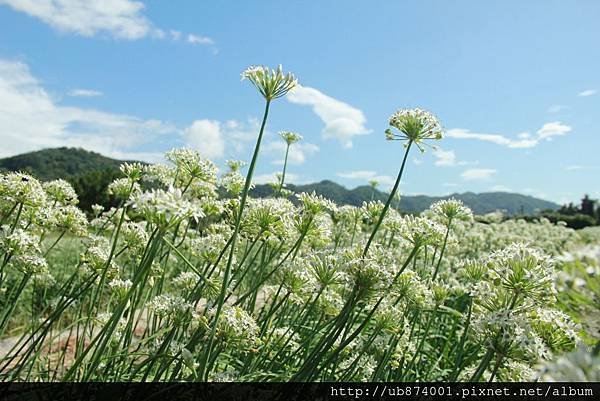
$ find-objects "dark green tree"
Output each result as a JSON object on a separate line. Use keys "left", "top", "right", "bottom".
{"left": 581, "top": 194, "right": 595, "bottom": 216}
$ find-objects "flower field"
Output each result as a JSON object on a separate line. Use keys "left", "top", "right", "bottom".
{"left": 0, "top": 66, "right": 598, "bottom": 382}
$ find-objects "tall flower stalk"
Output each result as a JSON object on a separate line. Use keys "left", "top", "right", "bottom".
{"left": 200, "top": 65, "right": 297, "bottom": 379}
{"left": 368, "top": 179, "right": 379, "bottom": 201}
{"left": 277, "top": 131, "right": 302, "bottom": 196}
{"left": 293, "top": 108, "right": 444, "bottom": 381}
{"left": 363, "top": 108, "right": 443, "bottom": 258}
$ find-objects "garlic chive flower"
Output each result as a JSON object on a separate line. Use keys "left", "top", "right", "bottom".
{"left": 279, "top": 131, "right": 303, "bottom": 145}
{"left": 120, "top": 162, "right": 145, "bottom": 182}
{"left": 242, "top": 65, "right": 298, "bottom": 100}
{"left": 386, "top": 108, "right": 443, "bottom": 152}
{"left": 225, "top": 159, "right": 246, "bottom": 173}
{"left": 429, "top": 198, "right": 474, "bottom": 224}
{"left": 43, "top": 179, "right": 78, "bottom": 205}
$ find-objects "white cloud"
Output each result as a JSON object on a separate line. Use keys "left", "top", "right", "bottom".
{"left": 536, "top": 121, "right": 571, "bottom": 140}
{"left": 68, "top": 88, "right": 102, "bottom": 97}
{"left": 0, "top": 0, "right": 214, "bottom": 47}
{"left": 0, "top": 0, "right": 155, "bottom": 39}
{"left": 446, "top": 128, "right": 538, "bottom": 148}
{"left": 336, "top": 170, "right": 395, "bottom": 186}
{"left": 222, "top": 119, "right": 260, "bottom": 154}
{"left": 182, "top": 118, "right": 263, "bottom": 159}
{"left": 461, "top": 168, "right": 496, "bottom": 181}
{"left": 187, "top": 34, "right": 214, "bottom": 45}
{"left": 183, "top": 120, "right": 225, "bottom": 159}
{"left": 287, "top": 85, "right": 370, "bottom": 148}
{"left": 253, "top": 172, "right": 301, "bottom": 185}
{"left": 337, "top": 170, "right": 378, "bottom": 180}
{"left": 447, "top": 121, "right": 572, "bottom": 149}
{"left": 432, "top": 149, "right": 457, "bottom": 166}
{"left": 264, "top": 141, "right": 319, "bottom": 165}
{"left": 432, "top": 147, "right": 471, "bottom": 167}
{"left": 0, "top": 59, "right": 176, "bottom": 162}
{"left": 443, "top": 182, "right": 458, "bottom": 187}
{"left": 578, "top": 89, "right": 597, "bottom": 97}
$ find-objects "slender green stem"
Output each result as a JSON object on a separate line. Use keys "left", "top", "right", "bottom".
{"left": 43, "top": 230, "right": 66, "bottom": 257}
{"left": 277, "top": 143, "right": 290, "bottom": 196}
{"left": 363, "top": 140, "right": 413, "bottom": 258}
{"left": 432, "top": 218, "right": 452, "bottom": 281}
{"left": 10, "top": 202, "right": 24, "bottom": 232}
{"left": 200, "top": 99, "right": 271, "bottom": 380}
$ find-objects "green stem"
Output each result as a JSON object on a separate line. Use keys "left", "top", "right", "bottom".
{"left": 0, "top": 202, "right": 18, "bottom": 227}
{"left": 363, "top": 140, "right": 413, "bottom": 258}
{"left": 432, "top": 218, "right": 452, "bottom": 281}
{"left": 10, "top": 202, "right": 24, "bottom": 232}
{"left": 277, "top": 143, "right": 290, "bottom": 196}
{"left": 43, "top": 230, "right": 66, "bottom": 257}
{"left": 200, "top": 98, "right": 271, "bottom": 380}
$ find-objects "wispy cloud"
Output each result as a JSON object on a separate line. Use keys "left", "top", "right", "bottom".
{"left": 0, "top": 59, "right": 175, "bottom": 162}
{"left": 446, "top": 121, "right": 571, "bottom": 149}
{"left": 578, "top": 89, "right": 597, "bottom": 97}
{"left": 336, "top": 170, "right": 395, "bottom": 187}
{"left": 0, "top": 0, "right": 214, "bottom": 48}
{"left": 263, "top": 141, "right": 319, "bottom": 165}
{"left": 0, "top": 0, "right": 156, "bottom": 39}
{"left": 68, "top": 88, "right": 103, "bottom": 97}
{"left": 253, "top": 172, "right": 302, "bottom": 185}
{"left": 287, "top": 85, "right": 370, "bottom": 148}
{"left": 182, "top": 118, "right": 265, "bottom": 160}
{"left": 461, "top": 168, "right": 496, "bottom": 181}
{"left": 337, "top": 170, "right": 377, "bottom": 180}
{"left": 432, "top": 147, "right": 472, "bottom": 167}
{"left": 187, "top": 34, "right": 214, "bottom": 45}
{"left": 446, "top": 129, "right": 537, "bottom": 148}
{"left": 536, "top": 122, "right": 571, "bottom": 140}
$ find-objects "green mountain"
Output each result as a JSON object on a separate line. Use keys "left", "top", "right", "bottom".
{"left": 0, "top": 147, "right": 133, "bottom": 212}
{"left": 0, "top": 147, "right": 126, "bottom": 181}
{"left": 252, "top": 180, "right": 559, "bottom": 215}
{"left": 0, "top": 148, "right": 559, "bottom": 215}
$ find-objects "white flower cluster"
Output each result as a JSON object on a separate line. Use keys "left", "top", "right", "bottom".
{"left": 148, "top": 294, "right": 193, "bottom": 323}
{"left": 129, "top": 187, "right": 205, "bottom": 229}
{"left": 242, "top": 65, "right": 298, "bottom": 100}
{"left": 428, "top": 198, "right": 474, "bottom": 224}
{"left": 386, "top": 108, "right": 443, "bottom": 151}
{"left": 209, "top": 305, "right": 261, "bottom": 349}
{"left": 279, "top": 131, "right": 303, "bottom": 145}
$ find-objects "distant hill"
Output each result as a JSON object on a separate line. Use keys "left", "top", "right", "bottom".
{"left": 0, "top": 147, "right": 135, "bottom": 212}
{"left": 0, "top": 148, "right": 559, "bottom": 215}
{"left": 252, "top": 180, "right": 559, "bottom": 215}
{"left": 0, "top": 147, "right": 127, "bottom": 181}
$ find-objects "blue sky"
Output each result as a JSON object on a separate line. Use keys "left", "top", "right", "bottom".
{"left": 0, "top": 0, "right": 599, "bottom": 204}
